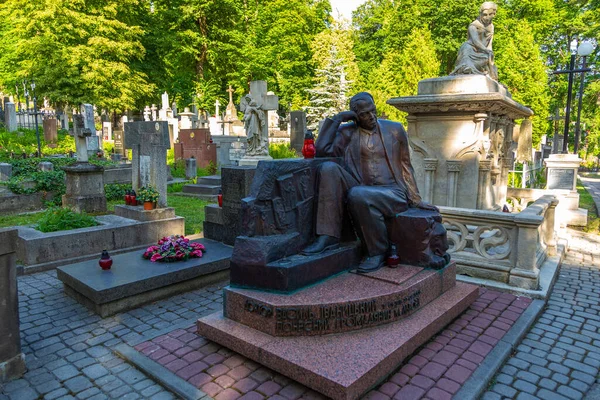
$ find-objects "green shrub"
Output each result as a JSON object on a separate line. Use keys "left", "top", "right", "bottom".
{"left": 269, "top": 142, "right": 298, "bottom": 159}
{"left": 36, "top": 207, "right": 98, "bottom": 233}
{"left": 7, "top": 170, "right": 66, "bottom": 195}
{"left": 104, "top": 183, "right": 131, "bottom": 201}
{"left": 170, "top": 159, "right": 186, "bottom": 178}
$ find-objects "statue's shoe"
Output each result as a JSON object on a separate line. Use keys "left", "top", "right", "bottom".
{"left": 357, "top": 254, "right": 385, "bottom": 274}
{"left": 301, "top": 235, "right": 339, "bottom": 255}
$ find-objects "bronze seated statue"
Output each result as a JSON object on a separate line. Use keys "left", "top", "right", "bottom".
{"left": 302, "top": 92, "right": 450, "bottom": 272}
{"left": 229, "top": 92, "right": 450, "bottom": 292}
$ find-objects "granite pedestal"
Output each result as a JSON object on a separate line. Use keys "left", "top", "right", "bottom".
{"left": 57, "top": 239, "right": 231, "bottom": 317}
{"left": 198, "top": 261, "right": 477, "bottom": 400}
{"left": 62, "top": 162, "right": 107, "bottom": 213}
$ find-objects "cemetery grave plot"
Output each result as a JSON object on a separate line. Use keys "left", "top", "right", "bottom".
{"left": 57, "top": 238, "right": 232, "bottom": 317}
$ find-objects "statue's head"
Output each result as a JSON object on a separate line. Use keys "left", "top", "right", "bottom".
{"left": 350, "top": 92, "right": 377, "bottom": 130}
{"left": 479, "top": 2, "right": 497, "bottom": 25}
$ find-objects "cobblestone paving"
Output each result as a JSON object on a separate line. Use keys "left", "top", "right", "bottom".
{"left": 482, "top": 231, "right": 600, "bottom": 400}
{"left": 0, "top": 270, "right": 225, "bottom": 400}
{"left": 131, "top": 288, "right": 532, "bottom": 400}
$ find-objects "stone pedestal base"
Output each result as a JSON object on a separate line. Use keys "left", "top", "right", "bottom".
{"left": 62, "top": 162, "right": 107, "bottom": 213}
{"left": 238, "top": 155, "right": 273, "bottom": 166}
{"left": 198, "top": 280, "right": 478, "bottom": 400}
{"left": 544, "top": 154, "right": 587, "bottom": 226}
{"left": 114, "top": 205, "right": 176, "bottom": 222}
{"left": 388, "top": 75, "right": 532, "bottom": 210}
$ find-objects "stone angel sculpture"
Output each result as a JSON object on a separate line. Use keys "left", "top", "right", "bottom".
{"left": 240, "top": 94, "right": 268, "bottom": 156}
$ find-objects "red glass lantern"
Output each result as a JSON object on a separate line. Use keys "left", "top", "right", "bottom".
{"left": 302, "top": 130, "right": 316, "bottom": 159}
{"left": 387, "top": 244, "right": 400, "bottom": 268}
{"left": 125, "top": 190, "right": 131, "bottom": 205}
{"left": 99, "top": 250, "right": 113, "bottom": 270}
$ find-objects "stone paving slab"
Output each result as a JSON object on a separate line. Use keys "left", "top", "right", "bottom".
{"left": 121, "top": 287, "right": 533, "bottom": 400}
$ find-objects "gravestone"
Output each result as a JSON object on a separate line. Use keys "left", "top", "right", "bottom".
{"left": 62, "top": 115, "right": 107, "bottom": 213}
{"left": 185, "top": 158, "right": 197, "bottom": 180}
{"left": 113, "top": 130, "right": 126, "bottom": 159}
{"left": 545, "top": 153, "right": 579, "bottom": 192}
{"left": 239, "top": 81, "right": 278, "bottom": 166}
{"left": 38, "top": 162, "right": 53, "bottom": 172}
{"left": 82, "top": 104, "right": 99, "bottom": 156}
{"left": 124, "top": 121, "right": 170, "bottom": 207}
{"left": 0, "top": 229, "right": 26, "bottom": 383}
{"left": 102, "top": 122, "right": 112, "bottom": 141}
{"left": 203, "top": 166, "right": 256, "bottom": 245}
{"left": 174, "top": 128, "right": 216, "bottom": 168}
{"left": 5, "top": 102, "right": 16, "bottom": 132}
{"left": 289, "top": 111, "right": 306, "bottom": 153}
{"left": 180, "top": 108, "right": 194, "bottom": 129}
{"left": 0, "top": 163, "right": 12, "bottom": 182}
{"left": 43, "top": 118, "right": 58, "bottom": 147}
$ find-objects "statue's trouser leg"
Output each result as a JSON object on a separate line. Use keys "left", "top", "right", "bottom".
{"left": 315, "top": 162, "right": 360, "bottom": 238}
{"left": 347, "top": 186, "right": 408, "bottom": 257}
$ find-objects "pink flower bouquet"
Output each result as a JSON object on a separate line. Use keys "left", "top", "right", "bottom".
{"left": 142, "top": 235, "right": 206, "bottom": 263}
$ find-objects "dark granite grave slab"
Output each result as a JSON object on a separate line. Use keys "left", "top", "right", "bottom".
{"left": 57, "top": 239, "right": 232, "bottom": 317}
{"left": 229, "top": 242, "right": 361, "bottom": 292}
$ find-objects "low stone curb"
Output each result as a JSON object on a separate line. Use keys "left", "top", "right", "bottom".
{"left": 114, "top": 343, "right": 208, "bottom": 400}
{"left": 454, "top": 298, "right": 545, "bottom": 399}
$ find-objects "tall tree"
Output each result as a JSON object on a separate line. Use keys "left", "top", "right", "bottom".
{"left": 0, "top": 0, "right": 154, "bottom": 112}
{"left": 365, "top": 27, "right": 441, "bottom": 123}
{"left": 305, "top": 45, "right": 351, "bottom": 130}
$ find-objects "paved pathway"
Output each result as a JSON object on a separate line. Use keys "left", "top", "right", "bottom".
{"left": 3, "top": 229, "right": 600, "bottom": 400}
{"left": 482, "top": 230, "right": 600, "bottom": 400}
{"left": 0, "top": 271, "right": 225, "bottom": 400}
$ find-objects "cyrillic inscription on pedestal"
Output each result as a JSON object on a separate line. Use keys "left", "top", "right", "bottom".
{"left": 547, "top": 168, "right": 575, "bottom": 190}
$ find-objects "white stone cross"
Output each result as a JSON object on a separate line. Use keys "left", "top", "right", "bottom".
{"left": 215, "top": 99, "right": 221, "bottom": 118}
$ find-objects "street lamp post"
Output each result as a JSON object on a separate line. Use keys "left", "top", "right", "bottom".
{"left": 573, "top": 41, "right": 594, "bottom": 154}
{"left": 553, "top": 39, "right": 592, "bottom": 154}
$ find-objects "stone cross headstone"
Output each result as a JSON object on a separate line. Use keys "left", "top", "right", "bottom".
{"left": 239, "top": 80, "right": 278, "bottom": 161}
{"left": 5, "top": 102, "right": 16, "bottom": 132}
{"left": 82, "top": 104, "right": 99, "bottom": 155}
{"left": 73, "top": 114, "right": 92, "bottom": 162}
{"left": 143, "top": 106, "right": 151, "bottom": 121}
{"left": 124, "top": 121, "right": 170, "bottom": 207}
{"left": 160, "top": 92, "right": 172, "bottom": 120}
{"left": 151, "top": 104, "right": 158, "bottom": 121}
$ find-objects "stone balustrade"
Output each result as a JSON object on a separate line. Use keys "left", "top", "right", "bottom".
{"left": 439, "top": 194, "right": 558, "bottom": 290}
{"left": 506, "top": 187, "right": 583, "bottom": 227}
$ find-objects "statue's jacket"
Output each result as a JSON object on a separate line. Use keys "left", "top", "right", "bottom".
{"left": 315, "top": 117, "right": 422, "bottom": 206}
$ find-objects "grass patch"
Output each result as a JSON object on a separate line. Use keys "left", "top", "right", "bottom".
{"left": 577, "top": 180, "right": 600, "bottom": 234}
{"left": 167, "top": 195, "right": 212, "bottom": 235}
{"left": 0, "top": 211, "right": 46, "bottom": 229}
{"left": 0, "top": 194, "right": 212, "bottom": 235}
